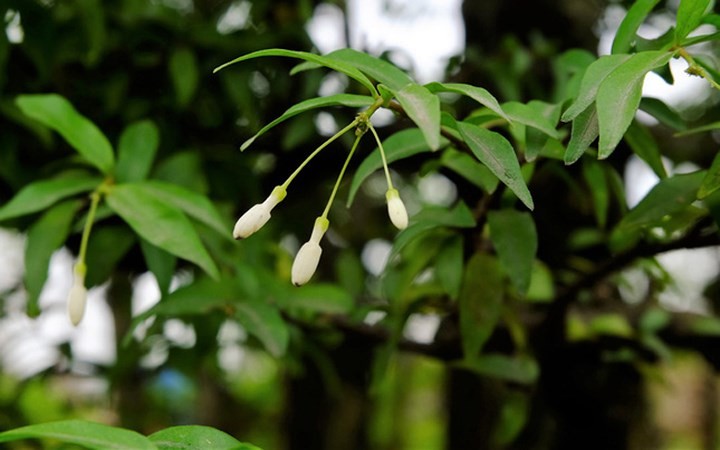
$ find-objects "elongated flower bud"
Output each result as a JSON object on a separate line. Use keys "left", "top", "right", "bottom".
{"left": 386, "top": 188, "right": 408, "bottom": 230}
{"left": 291, "top": 217, "right": 329, "bottom": 286}
{"left": 67, "top": 262, "right": 88, "bottom": 326}
{"left": 233, "top": 186, "right": 287, "bottom": 239}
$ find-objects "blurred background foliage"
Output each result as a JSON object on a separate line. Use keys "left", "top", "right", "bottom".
{"left": 0, "top": 0, "right": 720, "bottom": 449}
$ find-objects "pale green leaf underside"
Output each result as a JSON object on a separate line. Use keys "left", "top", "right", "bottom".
{"left": 394, "top": 83, "right": 442, "bottom": 151}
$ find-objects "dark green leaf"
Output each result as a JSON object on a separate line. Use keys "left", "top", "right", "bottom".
{"left": 0, "top": 176, "right": 100, "bottom": 222}
{"left": 24, "top": 200, "right": 80, "bottom": 316}
{"left": 169, "top": 47, "right": 198, "bottom": 107}
{"left": 459, "top": 254, "right": 504, "bottom": 357}
{"left": 675, "top": 120, "right": 720, "bottom": 136}
{"left": 458, "top": 354, "right": 540, "bottom": 384}
{"left": 234, "top": 299, "right": 289, "bottom": 357}
{"left": 150, "top": 425, "right": 261, "bottom": 450}
{"left": 611, "top": 0, "right": 662, "bottom": 54}
{"left": 440, "top": 148, "right": 499, "bottom": 193}
{"left": 698, "top": 152, "right": 720, "bottom": 199}
{"left": 435, "top": 234, "right": 464, "bottom": 300}
{"left": 16, "top": 94, "right": 115, "bottom": 173}
{"left": 0, "top": 420, "right": 156, "bottom": 450}
{"left": 675, "top": 0, "right": 711, "bottom": 42}
{"left": 214, "top": 48, "right": 377, "bottom": 96}
{"left": 639, "top": 98, "right": 687, "bottom": 131}
{"left": 153, "top": 151, "right": 209, "bottom": 194}
{"left": 326, "top": 48, "right": 414, "bottom": 91}
{"left": 425, "top": 82, "right": 509, "bottom": 121}
{"left": 116, "top": 120, "right": 160, "bottom": 183}
{"left": 488, "top": 210, "right": 537, "bottom": 295}
{"left": 564, "top": 104, "right": 598, "bottom": 165}
{"left": 583, "top": 159, "right": 610, "bottom": 229}
{"left": 140, "top": 239, "right": 177, "bottom": 297}
{"left": 106, "top": 183, "right": 219, "bottom": 279}
{"left": 624, "top": 121, "right": 668, "bottom": 178}
{"left": 241, "top": 94, "right": 374, "bottom": 151}
{"left": 76, "top": 0, "right": 106, "bottom": 65}
{"left": 85, "top": 226, "right": 136, "bottom": 287}
{"left": 597, "top": 51, "right": 672, "bottom": 159}
{"left": 275, "top": 283, "right": 354, "bottom": 314}
{"left": 457, "top": 121, "right": 534, "bottom": 210}
{"left": 394, "top": 83, "right": 441, "bottom": 150}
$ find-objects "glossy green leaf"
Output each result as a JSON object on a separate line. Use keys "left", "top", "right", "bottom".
{"left": 24, "top": 200, "right": 80, "bottom": 316}
{"left": 459, "top": 254, "right": 504, "bottom": 358}
{"left": 135, "top": 180, "right": 229, "bottom": 237}
{"left": 169, "top": 47, "right": 198, "bottom": 107}
{"left": 16, "top": 94, "right": 114, "bottom": 173}
{"left": 436, "top": 234, "right": 464, "bottom": 300}
{"left": 394, "top": 83, "right": 441, "bottom": 150}
{"left": 348, "top": 129, "right": 442, "bottom": 206}
{"left": 457, "top": 121, "right": 534, "bottom": 210}
{"left": 150, "top": 425, "right": 261, "bottom": 450}
{"left": 275, "top": 283, "right": 354, "bottom": 314}
{"left": 675, "top": 0, "right": 711, "bottom": 42}
{"left": 234, "top": 299, "right": 289, "bottom": 357}
{"left": 140, "top": 239, "right": 177, "bottom": 296}
{"left": 624, "top": 121, "right": 668, "bottom": 178}
{"left": 596, "top": 51, "right": 672, "bottom": 159}
{"left": 561, "top": 54, "right": 632, "bottom": 122}
{"left": 0, "top": 420, "right": 156, "bottom": 450}
{"left": 115, "top": 120, "right": 160, "bottom": 183}
{"left": 458, "top": 354, "right": 540, "bottom": 385}
{"left": 0, "top": 176, "right": 100, "bottom": 222}
{"left": 639, "top": 98, "right": 686, "bottom": 131}
{"left": 502, "top": 101, "right": 559, "bottom": 139}
{"left": 425, "top": 82, "right": 509, "bottom": 121}
{"left": 440, "top": 148, "right": 499, "bottom": 193}
{"left": 326, "top": 48, "right": 414, "bottom": 91}
{"left": 214, "top": 48, "right": 378, "bottom": 96}
{"left": 698, "top": 152, "right": 720, "bottom": 199}
{"left": 564, "top": 104, "right": 598, "bottom": 165}
{"left": 618, "top": 171, "right": 705, "bottom": 230}
{"left": 488, "top": 210, "right": 537, "bottom": 295}
{"left": 582, "top": 159, "right": 609, "bottom": 229}
{"left": 241, "top": 94, "right": 374, "bottom": 151}
{"left": 611, "top": 0, "right": 662, "bottom": 54}
{"left": 85, "top": 226, "right": 136, "bottom": 287}
{"left": 106, "top": 183, "right": 219, "bottom": 279}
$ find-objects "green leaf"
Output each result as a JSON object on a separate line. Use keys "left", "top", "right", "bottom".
{"left": 347, "top": 129, "right": 442, "bottom": 206}
{"left": 561, "top": 54, "right": 632, "bottom": 122}
{"left": 150, "top": 425, "right": 261, "bottom": 450}
{"left": 241, "top": 94, "right": 374, "bottom": 151}
{"left": 214, "top": 48, "right": 378, "bottom": 96}
{"left": 425, "top": 82, "right": 509, "bottom": 122}
{"left": 24, "top": 200, "right": 80, "bottom": 316}
{"left": 457, "top": 121, "right": 534, "bottom": 210}
{"left": 675, "top": 120, "right": 720, "bottom": 136}
{"left": 140, "top": 239, "right": 177, "bottom": 296}
{"left": 435, "top": 234, "right": 464, "bottom": 300}
{"left": 583, "top": 159, "right": 610, "bottom": 229}
{"left": 459, "top": 254, "right": 504, "bottom": 358}
{"left": 169, "top": 47, "right": 199, "bottom": 107}
{"left": 440, "top": 148, "right": 499, "bottom": 193}
{"left": 15, "top": 94, "right": 115, "bottom": 173}
{"left": 325, "top": 48, "right": 414, "bottom": 91}
{"left": 488, "top": 210, "right": 537, "bottom": 295}
{"left": 675, "top": 0, "right": 711, "bottom": 42}
{"left": 394, "top": 83, "right": 441, "bottom": 150}
{"left": 276, "top": 283, "right": 354, "bottom": 314}
{"left": 458, "top": 354, "right": 540, "bottom": 385}
{"left": 135, "top": 180, "right": 229, "bottom": 237}
{"left": 0, "top": 420, "right": 156, "bottom": 450}
{"left": 639, "top": 98, "right": 687, "bottom": 131}
{"left": 624, "top": 121, "right": 668, "bottom": 178}
{"left": 502, "top": 101, "right": 559, "bottom": 139}
{"left": 116, "top": 120, "right": 160, "bottom": 183}
{"left": 596, "top": 51, "right": 672, "bottom": 159}
{"left": 611, "top": 0, "right": 662, "bottom": 54}
{"left": 618, "top": 171, "right": 705, "bottom": 230}
{"left": 698, "top": 152, "right": 720, "bottom": 199}
{"left": 564, "top": 104, "right": 598, "bottom": 165}
{"left": 234, "top": 299, "right": 289, "bottom": 357}
{"left": 0, "top": 175, "right": 101, "bottom": 222}
{"left": 106, "top": 183, "right": 219, "bottom": 279}
{"left": 85, "top": 226, "right": 136, "bottom": 287}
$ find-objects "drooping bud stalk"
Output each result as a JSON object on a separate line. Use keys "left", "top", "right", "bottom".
{"left": 233, "top": 185, "right": 286, "bottom": 239}
{"left": 67, "top": 262, "right": 88, "bottom": 326}
{"left": 291, "top": 217, "right": 329, "bottom": 286}
{"left": 386, "top": 188, "right": 408, "bottom": 230}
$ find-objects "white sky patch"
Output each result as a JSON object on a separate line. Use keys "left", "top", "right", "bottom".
{"left": 217, "top": 0, "right": 252, "bottom": 35}
{"left": 403, "top": 313, "right": 440, "bottom": 344}
{"left": 306, "top": 3, "right": 347, "bottom": 53}
{"left": 361, "top": 238, "right": 392, "bottom": 276}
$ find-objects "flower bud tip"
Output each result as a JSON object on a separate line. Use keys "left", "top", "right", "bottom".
{"left": 386, "top": 189, "right": 408, "bottom": 230}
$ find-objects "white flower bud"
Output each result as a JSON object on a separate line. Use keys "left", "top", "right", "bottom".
{"left": 291, "top": 217, "right": 329, "bottom": 286}
{"left": 386, "top": 188, "right": 408, "bottom": 230}
{"left": 233, "top": 186, "right": 286, "bottom": 239}
{"left": 67, "top": 262, "right": 87, "bottom": 326}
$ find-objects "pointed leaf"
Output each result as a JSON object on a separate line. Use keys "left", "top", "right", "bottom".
{"left": 611, "top": 0, "right": 662, "bottom": 54}
{"left": 150, "top": 425, "right": 261, "bottom": 450}
{"left": 675, "top": 0, "right": 712, "bottom": 42}
{"left": 16, "top": 94, "right": 115, "bottom": 173}
{"left": 597, "top": 51, "right": 672, "bottom": 159}
{"left": 624, "top": 120, "right": 668, "bottom": 178}
{"left": 564, "top": 104, "right": 599, "bottom": 164}
{"left": 502, "top": 101, "right": 559, "bottom": 139}
{"left": 0, "top": 175, "right": 101, "bottom": 221}
{"left": 395, "top": 83, "right": 441, "bottom": 150}
{"left": 639, "top": 98, "right": 686, "bottom": 131}
{"left": 698, "top": 152, "right": 720, "bottom": 199}
{"left": 116, "top": 120, "right": 160, "bottom": 183}
{"left": 440, "top": 148, "right": 499, "bottom": 193}
{"left": 0, "top": 420, "right": 156, "bottom": 450}
{"left": 106, "top": 183, "right": 219, "bottom": 279}
{"left": 459, "top": 254, "right": 504, "bottom": 358}
{"left": 425, "top": 82, "right": 509, "bottom": 122}
{"left": 241, "top": 94, "right": 374, "bottom": 151}
{"left": 488, "top": 210, "right": 537, "bottom": 295}
{"left": 326, "top": 48, "right": 414, "bottom": 91}
{"left": 457, "top": 121, "right": 534, "bottom": 210}
{"left": 214, "top": 49, "right": 377, "bottom": 96}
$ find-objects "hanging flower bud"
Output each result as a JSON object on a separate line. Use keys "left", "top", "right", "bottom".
{"left": 386, "top": 188, "right": 408, "bottom": 230}
{"left": 291, "top": 217, "right": 329, "bottom": 286}
{"left": 67, "top": 262, "right": 88, "bottom": 326}
{"left": 233, "top": 186, "right": 287, "bottom": 239}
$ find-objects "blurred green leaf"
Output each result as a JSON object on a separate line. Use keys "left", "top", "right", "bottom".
{"left": 561, "top": 54, "right": 631, "bottom": 122}
{"left": 582, "top": 159, "right": 609, "bottom": 228}
{"left": 611, "top": 0, "right": 662, "bottom": 54}
{"left": 16, "top": 94, "right": 115, "bottom": 173}
{"left": 440, "top": 148, "right": 499, "bottom": 193}
{"left": 564, "top": 104, "right": 598, "bottom": 165}
{"left": 0, "top": 420, "right": 156, "bottom": 450}
{"left": 526, "top": 261, "right": 555, "bottom": 302}
{"left": 459, "top": 254, "right": 504, "bottom": 358}
{"left": 394, "top": 83, "right": 441, "bottom": 150}
{"left": 116, "top": 120, "right": 160, "bottom": 183}
{"left": 624, "top": 121, "right": 668, "bottom": 178}
{"left": 140, "top": 239, "right": 177, "bottom": 297}
{"left": 77, "top": 0, "right": 106, "bottom": 65}
{"left": 639, "top": 98, "right": 687, "bottom": 131}
{"left": 235, "top": 299, "right": 289, "bottom": 357}
{"left": 0, "top": 176, "right": 100, "bottom": 222}
{"left": 494, "top": 392, "right": 530, "bottom": 445}
{"left": 153, "top": 151, "right": 209, "bottom": 194}
{"left": 457, "top": 121, "right": 534, "bottom": 210}
{"left": 106, "top": 183, "right": 219, "bottom": 279}
{"left": 698, "top": 152, "right": 720, "bottom": 199}
{"left": 150, "top": 425, "right": 261, "bottom": 450}
{"left": 426, "top": 82, "right": 509, "bottom": 122}
{"left": 488, "top": 210, "right": 537, "bottom": 295}
{"left": 169, "top": 47, "right": 198, "bottom": 108}
{"left": 326, "top": 48, "right": 414, "bottom": 91}
{"left": 435, "top": 234, "right": 464, "bottom": 300}
{"left": 276, "top": 283, "right": 354, "bottom": 314}
{"left": 458, "top": 354, "right": 539, "bottom": 385}
{"left": 675, "top": 0, "right": 711, "bottom": 42}
{"left": 85, "top": 225, "right": 136, "bottom": 287}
